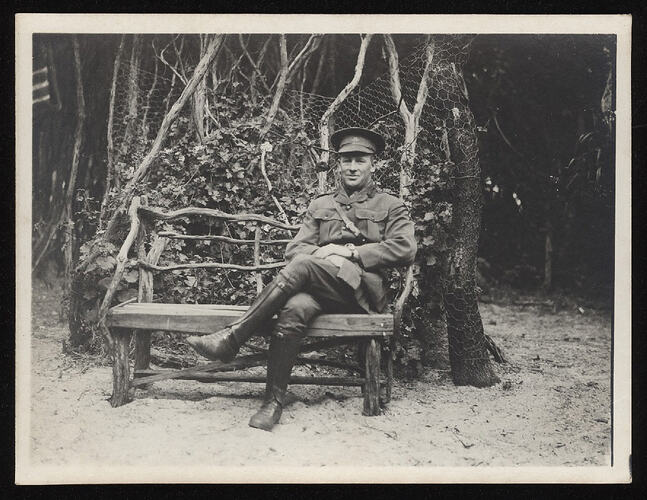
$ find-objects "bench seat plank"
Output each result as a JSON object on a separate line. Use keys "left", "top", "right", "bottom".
{"left": 106, "top": 303, "right": 393, "bottom": 337}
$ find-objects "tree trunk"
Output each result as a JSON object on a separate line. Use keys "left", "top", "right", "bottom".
{"left": 117, "top": 35, "right": 143, "bottom": 167}
{"left": 99, "top": 34, "right": 125, "bottom": 229}
{"left": 416, "top": 264, "right": 450, "bottom": 369}
{"left": 444, "top": 121, "right": 499, "bottom": 387}
{"left": 61, "top": 36, "right": 86, "bottom": 316}
{"left": 192, "top": 35, "right": 208, "bottom": 143}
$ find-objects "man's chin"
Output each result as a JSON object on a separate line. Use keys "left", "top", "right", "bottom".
{"left": 342, "top": 180, "right": 362, "bottom": 190}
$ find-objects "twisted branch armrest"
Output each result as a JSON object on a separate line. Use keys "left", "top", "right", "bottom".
{"left": 97, "top": 196, "right": 142, "bottom": 325}
{"left": 392, "top": 264, "right": 414, "bottom": 338}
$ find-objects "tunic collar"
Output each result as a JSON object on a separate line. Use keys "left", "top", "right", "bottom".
{"left": 334, "top": 180, "right": 378, "bottom": 204}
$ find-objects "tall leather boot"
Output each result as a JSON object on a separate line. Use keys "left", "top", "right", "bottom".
{"left": 186, "top": 278, "right": 290, "bottom": 362}
{"left": 248, "top": 334, "right": 301, "bottom": 431}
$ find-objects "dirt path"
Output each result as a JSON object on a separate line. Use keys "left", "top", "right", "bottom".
{"left": 28, "top": 280, "right": 611, "bottom": 467}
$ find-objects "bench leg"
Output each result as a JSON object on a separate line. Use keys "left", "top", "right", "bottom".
{"left": 363, "top": 338, "right": 381, "bottom": 416}
{"left": 385, "top": 338, "right": 393, "bottom": 404}
{"left": 110, "top": 328, "right": 132, "bottom": 407}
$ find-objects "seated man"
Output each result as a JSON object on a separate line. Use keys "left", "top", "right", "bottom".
{"left": 187, "top": 127, "right": 417, "bottom": 431}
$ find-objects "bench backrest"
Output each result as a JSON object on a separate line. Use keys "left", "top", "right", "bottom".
{"left": 99, "top": 195, "right": 413, "bottom": 336}
{"left": 137, "top": 201, "right": 299, "bottom": 295}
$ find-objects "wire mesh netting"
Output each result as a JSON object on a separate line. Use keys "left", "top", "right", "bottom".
{"left": 110, "top": 36, "right": 186, "bottom": 168}
{"left": 282, "top": 35, "right": 476, "bottom": 197}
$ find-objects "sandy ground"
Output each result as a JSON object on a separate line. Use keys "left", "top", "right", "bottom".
{"left": 27, "top": 279, "right": 611, "bottom": 468}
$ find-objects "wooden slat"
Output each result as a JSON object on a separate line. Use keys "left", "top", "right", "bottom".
{"left": 130, "top": 353, "right": 268, "bottom": 387}
{"left": 139, "top": 261, "right": 287, "bottom": 272}
{"left": 106, "top": 303, "right": 393, "bottom": 336}
{"left": 158, "top": 231, "right": 291, "bottom": 246}
{"left": 133, "top": 371, "right": 369, "bottom": 386}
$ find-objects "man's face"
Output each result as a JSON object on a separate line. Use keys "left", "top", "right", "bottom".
{"left": 338, "top": 153, "right": 375, "bottom": 192}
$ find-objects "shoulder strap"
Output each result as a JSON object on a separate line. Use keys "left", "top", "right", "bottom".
{"left": 332, "top": 200, "right": 362, "bottom": 239}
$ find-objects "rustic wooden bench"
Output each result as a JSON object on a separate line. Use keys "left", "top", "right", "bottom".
{"left": 100, "top": 196, "right": 413, "bottom": 416}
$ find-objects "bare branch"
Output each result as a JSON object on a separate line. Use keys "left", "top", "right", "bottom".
{"left": 259, "top": 143, "right": 290, "bottom": 224}
{"left": 238, "top": 34, "right": 270, "bottom": 93}
{"left": 286, "top": 34, "right": 322, "bottom": 83}
{"left": 156, "top": 36, "right": 187, "bottom": 85}
{"left": 412, "top": 39, "right": 435, "bottom": 120}
{"left": 318, "top": 34, "right": 373, "bottom": 191}
{"left": 258, "top": 34, "right": 289, "bottom": 139}
{"left": 383, "top": 34, "right": 411, "bottom": 119}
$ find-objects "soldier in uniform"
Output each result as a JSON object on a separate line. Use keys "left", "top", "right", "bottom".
{"left": 187, "top": 127, "right": 417, "bottom": 431}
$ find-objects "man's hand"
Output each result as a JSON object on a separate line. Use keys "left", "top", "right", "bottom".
{"left": 313, "top": 243, "right": 353, "bottom": 260}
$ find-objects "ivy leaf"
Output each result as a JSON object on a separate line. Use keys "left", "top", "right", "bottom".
{"left": 96, "top": 255, "right": 116, "bottom": 271}
{"left": 422, "top": 235, "right": 435, "bottom": 247}
{"left": 124, "top": 269, "right": 139, "bottom": 283}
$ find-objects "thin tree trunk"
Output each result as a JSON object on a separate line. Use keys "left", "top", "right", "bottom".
{"left": 33, "top": 37, "right": 87, "bottom": 274}
{"left": 310, "top": 36, "right": 328, "bottom": 95}
{"left": 141, "top": 50, "right": 159, "bottom": 142}
{"left": 192, "top": 34, "right": 208, "bottom": 143}
{"left": 259, "top": 34, "right": 321, "bottom": 141}
{"left": 62, "top": 36, "right": 86, "bottom": 302}
{"left": 384, "top": 35, "right": 434, "bottom": 199}
{"left": 116, "top": 35, "right": 143, "bottom": 178}
{"left": 260, "top": 35, "right": 288, "bottom": 140}
{"left": 99, "top": 34, "right": 126, "bottom": 230}
{"left": 318, "top": 34, "right": 372, "bottom": 192}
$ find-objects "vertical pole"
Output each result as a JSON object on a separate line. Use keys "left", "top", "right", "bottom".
{"left": 254, "top": 225, "right": 263, "bottom": 295}
{"left": 385, "top": 339, "right": 393, "bottom": 404}
{"left": 134, "top": 196, "right": 152, "bottom": 373}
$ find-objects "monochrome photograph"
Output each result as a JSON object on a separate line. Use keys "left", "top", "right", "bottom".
{"left": 15, "top": 14, "right": 631, "bottom": 483}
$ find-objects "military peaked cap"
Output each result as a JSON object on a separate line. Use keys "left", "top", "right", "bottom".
{"left": 330, "top": 127, "right": 386, "bottom": 155}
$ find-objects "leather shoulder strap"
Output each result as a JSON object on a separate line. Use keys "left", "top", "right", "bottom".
{"left": 332, "top": 200, "right": 362, "bottom": 238}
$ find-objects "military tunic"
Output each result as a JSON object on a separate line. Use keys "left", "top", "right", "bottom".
{"left": 284, "top": 181, "right": 417, "bottom": 313}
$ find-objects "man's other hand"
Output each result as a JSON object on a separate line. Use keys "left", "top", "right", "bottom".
{"left": 313, "top": 243, "right": 353, "bottom": 259}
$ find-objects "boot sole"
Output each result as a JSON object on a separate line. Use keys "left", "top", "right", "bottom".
{"left": 186, "top": 337, "right": 236, "bottom": 362}
{"left": 248, "top": 419, "right": 277, "bottom": 432}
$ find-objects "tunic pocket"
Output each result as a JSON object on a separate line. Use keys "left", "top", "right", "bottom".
{"left": 355, "top": 208, "right": 388, "bottom": 242}
{"left": 312, "top": 208, "right": 342, "bottom": 244}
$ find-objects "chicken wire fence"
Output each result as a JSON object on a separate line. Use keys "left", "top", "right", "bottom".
{"left": 281, "top": 35, "right": 476, "bottom": 198}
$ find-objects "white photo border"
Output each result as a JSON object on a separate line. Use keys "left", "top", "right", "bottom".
{"left": 15, "top": 13, "right": 632, "bottom": 484}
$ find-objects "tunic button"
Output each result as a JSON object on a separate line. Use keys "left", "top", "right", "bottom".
{"left": 345, "top": 205, "right": 351, "bottom": 210}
